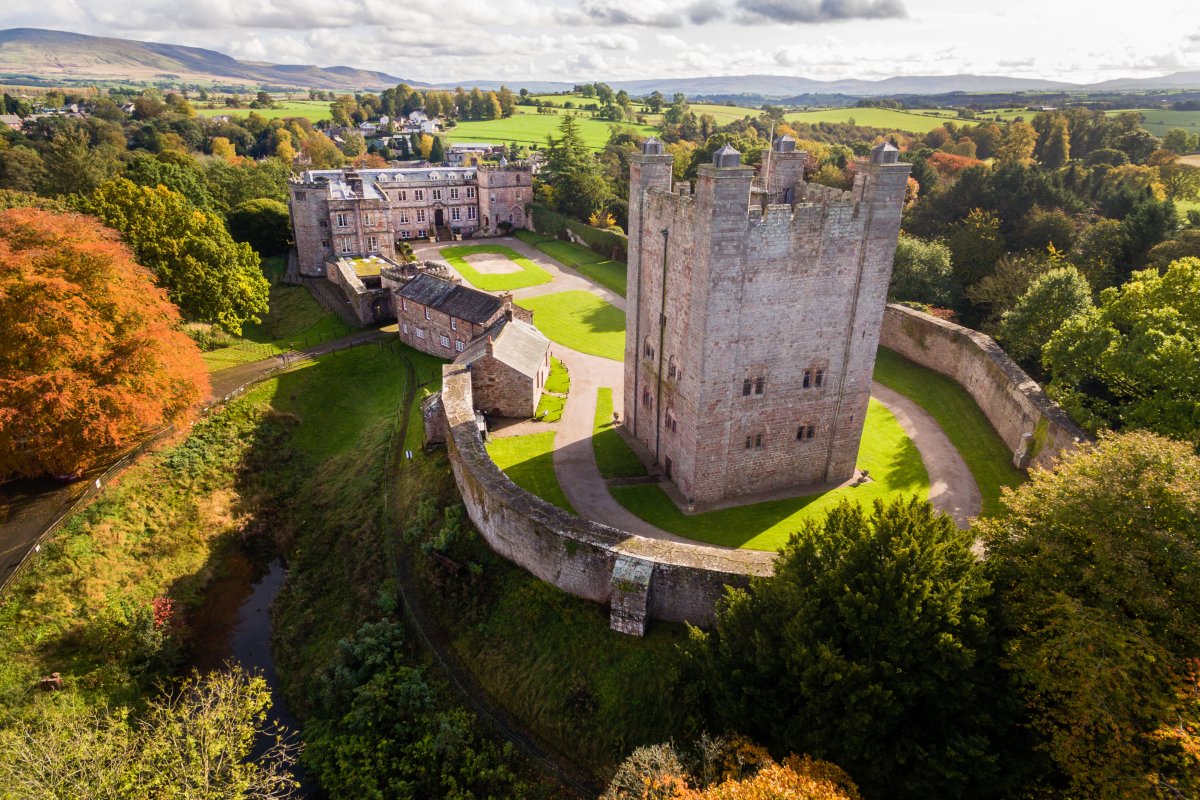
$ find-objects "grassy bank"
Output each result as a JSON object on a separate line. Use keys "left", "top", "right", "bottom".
{"left": 593, "top": 388, "right": 646, "bottom": 479}
{"left": 439, "top": 243, "right": 553, "bottom": 292}
{"left": 873, "top": 347, "right": 1024, "bottom": 516}
{"left": 486, "top": 432, "right": 575, "bottom": 513}
{"left": 201, "top": 256, "right": 350, "bottom": 371}
{"left": 517, "top": 291, "right": 626, "bottom": 361}
{"left": 515, "top": 230, "right": 628, "bottom": 297}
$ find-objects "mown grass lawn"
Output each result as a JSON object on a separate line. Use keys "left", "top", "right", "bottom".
{"left": 444, "top": 112, "right": 658, "bottom": 151}
{"left": 611, "top": 399, "right": 928, "bottom": 551}
{"left": 593, "top": 388, "right": 646, "bottom": 479}
{"left": 201, "top": 256, "right": 350, "bottom": 372}
{"left": 195, "top": 99, "right": 333, "bottom": 122}
{"left": 544, "top": 356, "right": 570, "bottom": 394}
{"left": 872, "top": 347, "right": 1024, "bottom": 516}
{"left": 439, "top": 244, "right": 552, "bottom": 291}
{"left": 784, "top": 107, "right": 965, "bottom": 133}
{"left": 517, "top": 291, "right": 626, "bottom": 361}
{"left": 535, "top": 393, "right": 565, "bottom": 422}
{"left": 486, "top": 432, "right": 575, "bottom": 513}
{"left": 515, "top": 231, "right": 628, "bottom": 296}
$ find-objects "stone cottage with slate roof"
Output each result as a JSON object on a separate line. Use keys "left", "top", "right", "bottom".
{"left": 456, "top": 318, "right": 551, "bottom": 418}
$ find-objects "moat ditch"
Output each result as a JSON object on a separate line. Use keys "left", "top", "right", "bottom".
{"left": 188, "top": 548, "right": 316, "bottom": 796}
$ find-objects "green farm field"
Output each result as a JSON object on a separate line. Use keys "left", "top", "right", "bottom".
{"left": 444, "top": 111, "right": 657, "bottom": 151}
{"left": 1104, "top": 108, "right": 1200, "bottom": 137}
{"left": 195, "top": 99, "right": 332, "bottom": 122}
{"left": 784, "top": 107, "right": 961, "bottom": 133}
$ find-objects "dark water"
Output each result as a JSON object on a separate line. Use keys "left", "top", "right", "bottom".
{"left": 189, "top": 552, "right": 316, "bottom": 797}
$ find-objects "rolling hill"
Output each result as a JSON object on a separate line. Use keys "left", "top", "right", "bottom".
{"left": 0, "top": 28, "right": 427, "bottom": 90}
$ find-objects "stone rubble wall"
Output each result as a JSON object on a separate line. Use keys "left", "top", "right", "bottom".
{"left": 879, "top": 304, "right": 1089, "bottom": 470}
{"left": 441, "top": 364, "right": 774, "bottom": 634}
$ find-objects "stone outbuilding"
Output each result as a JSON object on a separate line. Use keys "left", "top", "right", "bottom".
{"left": 394, "top": 272, "right": 531, "bottom": 359}
{"left": 456, "top": 317, "right": 551, "bottom": 418}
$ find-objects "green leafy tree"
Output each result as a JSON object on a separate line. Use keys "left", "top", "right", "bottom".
{"left": 995, "top": 121, "right": 1038, "bottom": 166}
{"left": 226, "top": 198, "right": 292, "bottom": 256}
{"left": 997, "top": 266, "right": 1092, "bottom": 369}
{"left": 1161, "top": 127, "right": 1199, "bottom": 154}
{"left": 1146, "top": 229, "right": 1200, "bottom": 269}
{"left": 687, "top": 499, "right": 1002, "bottom": 800}
{"left": 978, "top": 432, "right": 1200, "bottom": 800}
{"left": 888, "top": 234, "right": 960, "bottom": 307}
{"left": 1121, "top": 196, "right": 1178, "bottom": 267}
{"left": 429, "top": 134, "right": 445, "bottom": 163}
{"left": 948, "top": 208, "right": 1006, "bottom": 288}
{"left": 1043, "top": 257, "right": 1200, "bottom": 439}
{"left": 40, "top": 125, "right": 120, "bottom": 196}
{"left": 84, "top": 178, "right": 269, "bottom": 334}
{"left": 1040, "top": 115, "right": 1071, "bottom": 169}
{"left": 1070, "top": 218, "right": 1126, "bottom": 290}
{"left": 541, "top": 114, "right": 611, "bottom": 221}
{"left": 123, "top": 151, "right": 213, "bottom": 210}
{"left": 0, "top": 145, "right": 46, "bottom": 192}
{"left": 0, "top": 668, "right": 300, "bottom": 800}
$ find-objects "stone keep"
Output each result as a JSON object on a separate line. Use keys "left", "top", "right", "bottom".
{"left": 624, "top": 137, "right": 910, "bottom": 506}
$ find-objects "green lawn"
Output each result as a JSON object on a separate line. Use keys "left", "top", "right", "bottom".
{"left": 516, "top": 291, "right": 626, "bottom": 361}
{"left": 535, "top": 393, "right": 565, "bottom": 423}
{"left": 611, "top": 399, "right": 928, "bottom": 551}
{"left": 593, "top": 388, "right": 647, "bottom": 479}
{"left": 201, "top": 256, "right": 350, "bottom": 372}
{"left": 544, "top": 356, "right": 570, "bottom": 394}
{"left": 516, "top": 230, "right": 628, "bottom": 297}
{"left": 195, "top": 99, "right": 333, "bottom": 122}
{"left": 439, "top": 244, "right": 552, "bottom": 291}
{"left": 486, "top": 432, "right": 575, "bottom": 513}
{"left": 444, "top": 112, "right": 658, "bottom": 151}
{"left": 873, "top": 347, "right": 1024, "bottom": 516}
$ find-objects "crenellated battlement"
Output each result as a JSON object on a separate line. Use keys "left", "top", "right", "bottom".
{"left": 625, "top": 136, "right": 911, "bottom": 506}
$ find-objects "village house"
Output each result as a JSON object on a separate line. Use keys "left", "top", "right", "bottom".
{"left": 393, "top": 272, "right": 532, "bottom": 358}
{"left": 456, "top": 317, "right": 551, "bottom": 418}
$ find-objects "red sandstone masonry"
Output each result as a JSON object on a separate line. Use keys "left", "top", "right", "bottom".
{"left": 441, "top": 364, "right": 774, "bottom": 635}
{"left": 879, "top": 304, "right": 1089, "bottom": 470}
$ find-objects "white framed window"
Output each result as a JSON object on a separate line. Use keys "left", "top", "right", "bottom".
{"left": 401, "top": 323, "right": 409, "bottom": 334}
{"left": 416, "top": 209, "right": 426, "bottom": 223}
{"left": 400, "top": 230, "right": 411, "bottom": 239}
{"left": 367, "top": 235, "right": 378, "bottom": 251}
{"left": 295, "top": 191, "right": 307, "bottom": 200}
{"left": 450, "top": 318, "right": 457, "bottom": 330}
{"left": 401, "top": 298, "right": 408, "bottom": 310}
{"left": 450, "top": 187, "right": 459, "bottom": 199}
{"left": 424, "top": 308, "right": 430, "bottom": 320}
{"left": 467, "top": 207, "right": 477, "bottom": 220}
{"left": 339, "top": 238, "right": 352, "bottom": 253}
{"left": 451, "top": 207, "right": 461, "bottom": 221}
{"left": 455, "top": 340, "right": 465, "bottom": 352}
{"left": 432, "top": 189, "right": 442, "bottom": 200}
{"left": 415, "top": 189, "right": 424, "bottom": 201}
{"left": 335, "top": 213, "right": 348, "bottom": 227}
{"left": 439, "top": 335, "right": 450, "bottom": 348}
{"left": 399, "top": 211, "right": 409, "bottom": 223}
{"left": 362, "top": 212, "right": 374, "bottom": 226}
{"left": 466, "top": 186, "right": 476, "bottom": 199}
{"left": 415, "top": 327, "right": 426, "bottom": 339}
{"left": 418, "top": 229, "right": 426, "bottom": 238}
{"left": 399, "top": 190, "right": 407, "bottom": 201}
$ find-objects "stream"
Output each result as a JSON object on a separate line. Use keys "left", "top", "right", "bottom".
{"left": 189, "top": 550, "right": 316, "bottom": 797}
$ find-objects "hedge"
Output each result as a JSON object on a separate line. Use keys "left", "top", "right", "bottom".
{"left": 529, "top": 203, "right": 628, "bottom": 261}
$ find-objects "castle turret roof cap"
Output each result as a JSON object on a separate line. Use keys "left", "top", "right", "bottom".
{"left": 642, "top": 137, "right": 665, "bottom": 155}
{"left": 713, "top": 143, "right": 741, "bottom": 167}
{"left": 871, "top": 141, "right": 900, "bottom": 163}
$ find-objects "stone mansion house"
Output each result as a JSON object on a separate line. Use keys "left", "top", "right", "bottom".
{"left": 289, "top": 164, "right": 533, "bottom": 278}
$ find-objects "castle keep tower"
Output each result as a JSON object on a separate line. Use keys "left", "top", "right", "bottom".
{"left": 624, "top": 136, "right": 910, "bottom": 507}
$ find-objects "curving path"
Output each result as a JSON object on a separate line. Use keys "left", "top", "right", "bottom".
{"left": 424, "top": 236, "right": 983, "bottom": 541}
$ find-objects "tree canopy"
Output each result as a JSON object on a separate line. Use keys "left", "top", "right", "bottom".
{"left": 0, "top": 208, "right": 209, "bottom": 479}
{"left": 83, "top": 178, "right": 269, "bottom": 334}
{"left": 997, "top": 266, "right": 1092, "bottom": 369}
{"left": 1043, "top": 257, "right": 1200, "bottom": 440}
{"left": 226, "top": 198, "right": 292, "bottom": 256}
{"left": 978, "top": 432, "right": 1200, "bottom": 799}
{"left": 540, "top": 115, "right": 611, "bottom": 221}
{"left": 687, "top": 498, "right": 1002, "bottom": 800}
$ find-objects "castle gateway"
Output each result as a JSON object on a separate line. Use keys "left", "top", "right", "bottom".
{"left": 624, "top": 137, "right": 910, "bottom": 507}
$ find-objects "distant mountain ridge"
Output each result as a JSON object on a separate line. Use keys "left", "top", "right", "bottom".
{"left": 0, "top": 28, "right": 427, "bottom": 90}
{"left": 3, "top": 27, "right": 1200, "bottom": 96}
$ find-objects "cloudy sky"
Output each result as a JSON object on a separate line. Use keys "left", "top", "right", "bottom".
{"left": 4, "top": 0, "right": 1199, "bottom": 85}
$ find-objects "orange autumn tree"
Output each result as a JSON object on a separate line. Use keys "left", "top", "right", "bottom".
{"left": 0, "top": 208, "right": 209, "bottom": 479}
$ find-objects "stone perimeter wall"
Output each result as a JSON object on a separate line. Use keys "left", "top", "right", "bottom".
{"left": 440, "top": 363, "right": 775, "bottom": 635}
{"left": 879, "top": 304, "right": 1089, "bottom": 470}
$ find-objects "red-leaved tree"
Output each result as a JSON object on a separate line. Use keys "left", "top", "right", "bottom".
{"left": 0, "top": 208, "right": 209, "bottom": 479}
